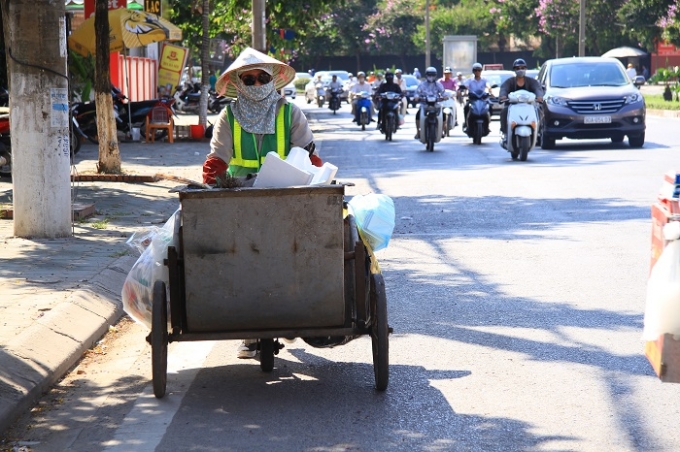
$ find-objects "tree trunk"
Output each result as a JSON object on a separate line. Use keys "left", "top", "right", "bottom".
{"left": 198, "top": 0, "right": 209, "bottom": 128}
{"left": 95, "top": 0, "right": 120, "bottom": 174}
{"left": 6, "top": 0, "right": 71, "bottom": 238}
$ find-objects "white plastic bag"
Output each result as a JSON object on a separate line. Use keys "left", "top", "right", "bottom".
{"left": 348, "top": 194, "right": 395, "bottom": 251}
{"left": 121, "top": 208, "right": 179, "bottom": 329}
{"left": 642, "top": 230, "right": 680, "bottom": 340}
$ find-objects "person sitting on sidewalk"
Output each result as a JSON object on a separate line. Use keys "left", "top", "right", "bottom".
{"left": 202, "top": 48, "right": 323, "bottom": 359}
{"left": 203, "top": 47, "right": 322, "bottom": 185}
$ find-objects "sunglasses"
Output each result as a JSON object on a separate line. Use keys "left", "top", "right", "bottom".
{"left": 514, "top": 66, "right": 527, "bottom": 70}
{"left": 473, "top": 69, "right": 482, "bottom": 72}
{"left": 240, "top": 72, "right": 273, "bottom": 86}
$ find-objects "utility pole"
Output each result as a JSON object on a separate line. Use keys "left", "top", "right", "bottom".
{"left": 425, "top": 0, "right": 431, "bottom": 68}
{"left": 579, "top": 0, "right": 586, "bottom": 56}
{"left": 252, "top": 0, "right": 266, "bottom": 53}
{"left": 3, "top": 0, "right": 72, "bottom": 237}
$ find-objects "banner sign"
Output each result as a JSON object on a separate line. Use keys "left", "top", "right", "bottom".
{"left": 158, "top": 43, "right": 188, "bottom": 95}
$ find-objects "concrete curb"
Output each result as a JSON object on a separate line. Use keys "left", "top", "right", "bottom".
{"left": 0, "top": 254, "right": 136, "bottom": 434}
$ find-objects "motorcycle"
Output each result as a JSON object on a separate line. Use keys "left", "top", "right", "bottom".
{"left": 377, "top": 92, "right": 402, "bottom": 141}
{"left": 315, "top": 82, "right": 326, "bottom": 107}
{"left": 501, "top": 89, "right": 539, "bottom": 161}
{"left": 328, "top": 88, "right": 342, "bottom": 114}
{"left": 74, "top": 87, "right": 175, "bottom": 143}
{"left": 354, "top": 92, "right": 373, "bottom": 131}
{"left": 418, "top": 94, "right": 446, "bottom": 152}
{"left": 440, "top": 89, "right": 457, "bottom": 138}
{"left": 173, "top": 83, "right": 202, "bottom": 114}
{"left": 0, "top": 106, "right": 84, "bottom": 178}
{"left": 208, "top": 90, "right": 231, "bottom": 113}
{"left": 463, "top": 89, "right": 491, "bottom": 145}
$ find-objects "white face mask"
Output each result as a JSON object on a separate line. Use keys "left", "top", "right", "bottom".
{"left": 515, "top": 69, "right": 526, "bottom": 78}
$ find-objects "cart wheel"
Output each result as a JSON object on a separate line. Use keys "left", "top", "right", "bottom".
{"left": 260, "top": 339, "right": 275, "bottom": 372}
{"left": 370, "top": 273, "right": 389, "bottom": 391}
{"left": 152, "top": 280, "right": 168, "bottom": 399}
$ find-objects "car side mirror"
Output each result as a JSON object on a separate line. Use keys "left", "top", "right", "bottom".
{"left": 633, "top": 75, "right": 646, "bottom": 88}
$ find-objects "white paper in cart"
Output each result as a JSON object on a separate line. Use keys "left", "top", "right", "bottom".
{"left": 253, "top": 148, "right": 338, "bottom": 188}
{"left": 642, "top": 222, "right": 680, "bottom": 340}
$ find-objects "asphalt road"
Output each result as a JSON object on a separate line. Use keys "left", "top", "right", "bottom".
{"left": 5, "top": 98, "right": 680, "bottom": 451}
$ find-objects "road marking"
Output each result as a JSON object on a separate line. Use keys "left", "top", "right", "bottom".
{"left": 102, "top": 341, "right": 215, "bottom": 450}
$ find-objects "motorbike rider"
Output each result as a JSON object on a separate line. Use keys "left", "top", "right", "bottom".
{"left": 373, "top": 71, "right": 403, "bottom": 130}
{"left": 455, "top": 71, "right": 466, "bottom": 105}
{"left": 413, "top": 67, "right": 422, "bottom": 79}
{"left": 349, "top": 71, "right": 374, "bottom": 123}
{"left": 395, "top": 69, "right": 408, "bottom": 116}
{"left": 325, "top": 74, "right": 343, "bottom": 102}
{"left": 499, "top": 58, "right": 544, "bottom": 146}
{"left": 414, "top": 66, "right": 446, "bottom": 140}
{"left": 462, "top": 62, "right": 493, "bottom": 133}
{"left": 440, "top": 67, "right": 458, "bottom": 91}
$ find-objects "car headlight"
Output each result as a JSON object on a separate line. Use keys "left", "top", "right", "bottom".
{"left": 624, "top": 92, "right": 642, "bottom": 104}
{"left": 546, "top": 96, "right": 568, "bottom": 106}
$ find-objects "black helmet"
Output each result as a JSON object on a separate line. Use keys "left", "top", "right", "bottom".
{"left": 512, "top": 58, "right": 527, "bottom": 69}
{"left": 385, "top": 71, "right": 394, "bottom": 81}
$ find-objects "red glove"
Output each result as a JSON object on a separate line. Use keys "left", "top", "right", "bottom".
{"left": 310, "top": 154, "right": 323, "bottom": 167}
{"left": 202, "top": 157, "right": 228, "bottom": 184}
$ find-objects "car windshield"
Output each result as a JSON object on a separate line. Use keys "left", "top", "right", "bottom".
{"left": 484, "top": 73, "right": 514, "bottom": 87}
{"left": 402, "top": 75, "right": 419, "bottom": 87}
{"left": 550, "top": 63, "right": 629, "bottom": 88}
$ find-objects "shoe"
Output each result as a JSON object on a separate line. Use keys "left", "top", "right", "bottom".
{"left": 237, "top": 339, "right": 258, "bottom": 359}
{"left": 414, "top": 132, "right": 420, "bottom": 139}
{"left": 376, "top": 123, "right": 381, "bottom": 130}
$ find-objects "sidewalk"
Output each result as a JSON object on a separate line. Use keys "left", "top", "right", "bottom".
{"left": 0, "top": 137, "right": 210, "bottom": 434}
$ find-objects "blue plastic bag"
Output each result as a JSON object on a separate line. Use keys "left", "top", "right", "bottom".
{"left": 348, "top": 194, "right": 395, "bottom": 251}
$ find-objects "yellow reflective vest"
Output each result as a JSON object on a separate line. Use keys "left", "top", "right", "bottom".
{"left": 226, "top": 103, "right": 292, "bottom": 176}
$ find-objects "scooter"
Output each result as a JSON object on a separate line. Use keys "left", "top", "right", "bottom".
{"left": 377, "top": 92, "right": 402, "bottom": 141}
{"left": 440, "top": 89, "right": 457, "bottom": 138}
{"left": 354, "top": 91, "right": 373, "bottom": 131}
{"left": 315, "top": 82, "right": 326, "bottom": 108}
{"left": 418, "top": 94, "right": 446, "bottom": 152}
{"left": 501, "top": 89, "right": 539, "bottom": 161}
{"left": 328, "top": 88, "right": 342, "bottom": 114}
{"left": 173, "top": 83, "right": 202, "bottom": 114}
{"left": 463, "top": 89, "right": 491, "bottom": 145}
{"left": 208, "top": 90, "right": 231, "bottom": 113}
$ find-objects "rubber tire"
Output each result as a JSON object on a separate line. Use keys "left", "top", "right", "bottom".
{"left": 81, "top": 122, "right": 99, "bottom": 144}
{"left": 361, "top": 123, "right": 366, "bottom": 131}
{"left": 70, "top": 125, "right": 82, "bottom": 157}
{"left": 540, "top": 134, "right": 555, "bottom": 150}
{"left": 152, "top": 280, "right": 168, "bottom": 399}
{"left": 260, "top": 339, "right": 275, "bottom": 372}
{"left": 629, "top": 133, "right": 645, "bottom": 148}
{"left": 426, "top": 122, "right": 436, "bottom": 152}
{"left": 317, "top": 98, "right": 324, "bottom": 108}
{"left": 519, "top": 136, "right": 530, "bottom": 161}
{"left": 370, "top": 273, "right": 389, "bottom": 391}
{"left": 385, "top": 115, "right": 393, "bottom": 141}
{"left": 474, "top": 125, "right": 482, "bottom": 145}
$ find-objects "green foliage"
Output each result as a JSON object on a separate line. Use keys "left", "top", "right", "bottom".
{"left": 68, "top": 51, "right": 95, "bottom": 102}
{"left": 644, "top": 93, "right": 680, "bottom": 109}
{"left": 364, "top": 0, "right": 421, "bottom": 56}
{"left": 294, "top": 78, "right": 309, "bottom": 91}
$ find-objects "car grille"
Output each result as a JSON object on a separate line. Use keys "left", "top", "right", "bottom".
{"left": 567, "top": 99, "right": 625, "bottom": 114}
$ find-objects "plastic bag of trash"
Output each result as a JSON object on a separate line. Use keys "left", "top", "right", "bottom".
{"left": 348, "top": 194, "right": 395, "bottom": 251}
{"left": 125, "top": 226, "right": 161, "bottom": 255}
{"left": 121, "top": 208, "right": 179, "bottom": 329}
{"left": 642, "top": 222, "right": 680, "bottom": 340}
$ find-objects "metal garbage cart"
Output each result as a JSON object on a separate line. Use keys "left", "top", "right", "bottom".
{"left": 149, "top": 184, "right": 390, "bottom": 398}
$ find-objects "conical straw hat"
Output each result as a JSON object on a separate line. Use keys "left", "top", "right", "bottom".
{"left": 215, "top": 47, "right": 295, "bottom": 98}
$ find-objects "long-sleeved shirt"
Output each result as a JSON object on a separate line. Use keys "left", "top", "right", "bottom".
{"left": 416, "top": 80, "right": 445, "bottom": 100}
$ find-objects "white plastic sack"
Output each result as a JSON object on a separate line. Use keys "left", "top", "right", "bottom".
{"left": 348, "top": 194, "right": 395, "bottom": 251}
{"left": 121, "top": 208, "right": 180, "bottom": 329}
{"left": 642, "top": 233, "right": 680, "bottom": 340}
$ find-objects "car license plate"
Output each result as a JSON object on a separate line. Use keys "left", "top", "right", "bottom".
{"left": 584, "top": 115, "right": 611, "bottom": 124}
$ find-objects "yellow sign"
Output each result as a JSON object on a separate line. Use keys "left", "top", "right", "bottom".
{"left": 158, "top": 43, "right": 187, "bottom": 92}
{"left": 144, "top": 0, "right": 161, "bottom": 15}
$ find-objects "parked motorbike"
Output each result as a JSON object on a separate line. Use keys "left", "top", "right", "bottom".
{"left": 377, "top": 92, "right": 402, "bottom": 141}
{"left": 173, "top": 83, "right": 202, "bottom": 114}
{"left": 0, "top": 106, "right": 84, "bottom": 178}
{"left": 354, "top": 91, "right": 373, "bottom": 131}
{"left": 74, "top": 87, "right": 175, "bottom": 143}
{"left": 208, "top": 90, "right": 231, "bottom": 113}
{"left": 440, "top": 89, "right": 457, "bottom": 138}
{"left": 328, "top": 88, "right": 342, "bottom": 114}
{"left": 463, "top": 89, "right": 491, "bottom": 145}
{"left": 501, "top": 89, "right": 539, "bottom": 161}
{"left": 418, "top": 94, "right": 446, "bottom": 152}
